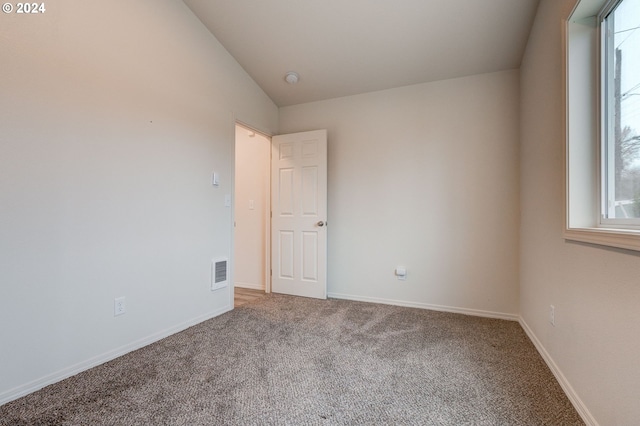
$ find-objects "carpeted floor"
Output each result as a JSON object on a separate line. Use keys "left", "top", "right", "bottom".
{"left": 0, "top": 294, "right": 584, "bottom": 425}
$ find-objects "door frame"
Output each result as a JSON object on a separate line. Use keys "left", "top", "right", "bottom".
{"left": 233, "top": 120, "right": 272, "bottom": 296}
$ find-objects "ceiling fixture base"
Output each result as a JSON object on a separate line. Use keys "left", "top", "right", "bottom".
{"left": 285, "top": 71, "right": 299, "bottom": 84}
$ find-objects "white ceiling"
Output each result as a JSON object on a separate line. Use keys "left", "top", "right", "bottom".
{"left": 182, "top": 0, "right": 541, "bottom": 107}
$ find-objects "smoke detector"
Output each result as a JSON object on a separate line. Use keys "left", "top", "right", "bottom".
{"left": 284, "top": 71, "right": 299, "bottom": 84}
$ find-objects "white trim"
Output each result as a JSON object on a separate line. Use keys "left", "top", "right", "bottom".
{"left": 564, "top": 0, "right": 640, "bottom": 252}
{"left": 564, "top": 226, "right": 640, "bottom": 251}
{"left": 329, "top": 292, "right": 599, "bottom": 425}
{"left": 328, "top": 292, "right": 519, "bottom": 321}
{"left": 0, "top": 296, "right": 598, "bottom": 425}
{"left": 265, "top": 135, "right": 272, "bottom": 295}
{"left": 0, "top": 305, "right": 231, "bottom": 407}
{"left": 519, "top": 318, "right": 599, "bottom": 426}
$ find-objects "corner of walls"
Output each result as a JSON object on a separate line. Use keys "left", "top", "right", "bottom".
{"left": 279, "top": 70, "right": 521, "bottom": 319}
{"left": 519, "top": 0, "right": 640, "bottom": 424}
{"left": 518, "top": 317, "right": 598, "bottom": 425}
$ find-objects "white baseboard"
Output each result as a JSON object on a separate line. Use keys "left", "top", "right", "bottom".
{"left": 234, "top": 282, "right": 265, "bottom": 291}
{"left": 1, "top": 297, "right": 598, "bottom": 426}
{"left": 327, "top": 292, "right": 519, "bottom": 321}
{"left": 328, "top": 292, "right": 597, "bottom": 424}
{"left": 518, "top": 318, "right": 599, "bottom": 426}
{"left": 0, "top": 305, "right": 232, "bottom": 407}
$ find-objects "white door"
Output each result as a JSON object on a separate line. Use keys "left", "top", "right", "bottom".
{"left": 271, "top": 130, "right": 327, "bottom": 299}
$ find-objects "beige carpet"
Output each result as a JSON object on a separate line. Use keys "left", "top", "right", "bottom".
{"left": 0, "top": 294, "right": 584, "bottom": 425}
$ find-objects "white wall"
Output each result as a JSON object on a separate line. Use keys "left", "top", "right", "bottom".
{"left": 234, "top": 126, "right": 270, "bottom": 290}
{"left": 6, "top": 2, "right": 635, "bottom": 422}
{"left": 279, "top": 70, "right": 521, "bottom": 318}
{"left": 0, "top": 0, "right": 277, "bottom": 403}
{"left": 520, "top": 0, "right": 640, "bottom": 424}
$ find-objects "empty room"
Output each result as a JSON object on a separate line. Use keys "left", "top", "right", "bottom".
{"left": 1, "top": 0, "right": 638, "bottom": 425}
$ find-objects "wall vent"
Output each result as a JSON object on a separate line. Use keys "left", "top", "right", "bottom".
{"left": 211, "top": 257, "right": 229, "bottom": 290}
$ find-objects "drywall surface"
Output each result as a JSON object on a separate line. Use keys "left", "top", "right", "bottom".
{"left": 234, "top": 126, "right": 270, "bottom": 290}
{"left": 279, "top": 71, "right": 520, "bottom": 318}
{"left": 520, "top": 0, "right": 640, "bottom": 423}
{"left": 0, "top": 0, "right": 277, "bottom": 403}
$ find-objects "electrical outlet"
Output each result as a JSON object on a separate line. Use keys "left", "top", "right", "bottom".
{"left": 114, "top": 297, "right": 126, "bottom": 316}
{"left": 549, "top": 305, "right": 555, "bottom": 327}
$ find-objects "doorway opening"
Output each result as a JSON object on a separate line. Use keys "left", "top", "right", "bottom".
{"left": 233, "top": 123, "right": 271, "bottom": 301}
{"left": 233, "top": 124, "right": 328, "bottom": 305}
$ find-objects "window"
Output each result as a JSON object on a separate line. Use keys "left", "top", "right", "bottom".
{"left": 601, "top": 0, "right": 640, "bottom": 226}
{"left": 565, "top": 0, "right": 640, "bottom": 251}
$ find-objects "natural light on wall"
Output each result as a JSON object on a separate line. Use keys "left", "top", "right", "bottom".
{"left": 565, "top": 0, "right": 640, "bottom": 251}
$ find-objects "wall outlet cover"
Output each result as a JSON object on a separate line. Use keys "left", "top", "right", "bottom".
{"left": 114, "top": 297, "right": 126, "bottom": 316}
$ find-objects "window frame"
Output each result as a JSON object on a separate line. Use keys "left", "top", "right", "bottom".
{"left": 598, "top": 0, "right": 640, "bottom": 229}
{"left": 564, "top": 0, "right": 640, "bottom": 252}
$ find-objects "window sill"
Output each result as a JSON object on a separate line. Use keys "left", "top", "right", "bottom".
{"left": 564, "top": 227, "right": 640, "bottom": 252}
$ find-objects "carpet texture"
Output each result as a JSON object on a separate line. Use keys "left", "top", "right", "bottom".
{"left": 0, "top": 295, "right": 584, "bottom": 425}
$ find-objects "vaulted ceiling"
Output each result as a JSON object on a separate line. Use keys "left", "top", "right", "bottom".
{"left": 183, "top": 0, "right": 541, "bottom": 107}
